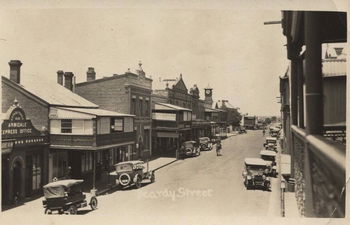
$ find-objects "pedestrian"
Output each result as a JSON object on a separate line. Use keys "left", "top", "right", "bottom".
{"left": 263, "top": 129, "right": 265, "bottom": 136}
{"left": 216, "top": 139, "right": 222, "bottom": 156}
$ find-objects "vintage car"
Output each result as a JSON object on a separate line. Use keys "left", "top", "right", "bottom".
{"left": 260, "top": 150, "right": 277, "bottom": 177}
{"left": 263, "top": 137, "right": 277, "bottom": 152}
{"left": 198, "top": 137, "right": 213, "bottom": 151}
{"left": 110, "top": 160, "right": 155, "bottom": 189}
{"left": 242, "top": 158, "right": 271, "bottom": 191}
{"left": 180, "top": 141, "right": 200, "bottom": 158}
{"left": 269, "top": 127, "right": 280, "bottom": 137}
{"left": 42, "top": 179, "right": 98, "bottom": 215}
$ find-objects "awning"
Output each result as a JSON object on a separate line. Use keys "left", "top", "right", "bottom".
{"left": 156, "top": 132, "right": 179, "bottom": 138}
{"left": 154, "top": 102, "right": 192, "bottom": 112}
{"left": 50, "top": 141, "right": 135, "bottom": 151}
{"left": 49, "top": 107, "right": 135, "bottom": 119}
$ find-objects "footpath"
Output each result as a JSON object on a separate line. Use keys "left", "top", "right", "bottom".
{"left": 278, "top": 141, "right": 300, "bottom": 217}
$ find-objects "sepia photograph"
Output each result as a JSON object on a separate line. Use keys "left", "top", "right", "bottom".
{"left": 0, "top": 1, "right": 348, "bottom": 224}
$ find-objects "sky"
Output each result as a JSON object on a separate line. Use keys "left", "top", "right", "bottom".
{"left": 0, "top": 8, "right": 292, "bottom": 116}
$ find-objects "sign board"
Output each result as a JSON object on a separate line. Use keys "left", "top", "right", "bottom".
{"left": 2, "top": 106, "right": 48, "bottom": 149}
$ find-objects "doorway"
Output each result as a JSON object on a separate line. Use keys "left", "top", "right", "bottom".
{"left": 13, "top": 161, "right": 22, "bottom": 201}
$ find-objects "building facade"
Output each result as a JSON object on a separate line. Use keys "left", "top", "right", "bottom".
{"left": 75, "top": 63, "right": 153, "bottom": 160}
{"left": 2, "top": 60, "right": 136, "bottom": 207}
{"left": 281, "top": 11, "right": 346, "bottom": 217}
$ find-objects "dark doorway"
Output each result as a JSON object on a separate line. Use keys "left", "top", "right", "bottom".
{"left": 13, "top": 161, "right": 22, "bottom": 201}
{"left": 2, "top": 156, "right": 10, "bottom": 205}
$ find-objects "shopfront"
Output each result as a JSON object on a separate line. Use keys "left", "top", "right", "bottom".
{"left": 1, "top": 103, "right": 49, "bottom": 206}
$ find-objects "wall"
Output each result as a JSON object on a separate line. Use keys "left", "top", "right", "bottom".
{"left": 75, "top": 76, "right": 130, "bottom": 114}
{"left": 2, "top": 78, "right": 49, "bottom": 131}
{"left": 323, "top": 76, "right": 346, "bottom": 125}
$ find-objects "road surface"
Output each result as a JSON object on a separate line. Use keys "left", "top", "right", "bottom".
{"left": 2, "top": 130, "right": 281, "bottom": 223}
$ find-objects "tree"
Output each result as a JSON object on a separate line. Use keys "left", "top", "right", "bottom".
{"left": 264, "top": 117, "right": 272, "bottom": 124}
{"left": 271, "top": 116, "right": 277, "bottom": 122}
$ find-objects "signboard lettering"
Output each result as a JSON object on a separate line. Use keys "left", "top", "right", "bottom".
{"left": 2, "top": 106, "right": 48, "bottom": 147}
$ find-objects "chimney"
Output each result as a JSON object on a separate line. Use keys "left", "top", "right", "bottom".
{"left": 87, "top": 67, "right": 96, "bottom": 81}
{"left": 57, "top": 70, "right": 64, "bottom": 85}
{"left": 64, "top": 72, "right": 74, "bottom": 91}
{"left": 9, "top": 60, "right": 22, "bottom": 83}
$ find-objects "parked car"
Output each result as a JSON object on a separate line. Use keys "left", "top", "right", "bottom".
{"left": 199, "top": 137, "right": 213, "bottom": 151}
{"left": 242, "top": 158, "right": 271, "bottom": 191}
{"left": 110, "top": 160, "right": 155, "bottom": 189}
{"left": 260, "top": 150, "right": 277, "bottom": 177}
{"left": 42, "top": 179, "right": 98, "bottom": 215}
{"left": 263, "top": 137, "right": 277, "bottom": 152}
{"left": 180, "top": 141, "right": 200, "bottom": 158}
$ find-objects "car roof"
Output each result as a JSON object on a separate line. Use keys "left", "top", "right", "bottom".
{"left": 199, "top": 137, "right": 209, "bottom": 139}
{"left": 260, "top": 150, "right": 277, "bottom": 156}
{"left": 266, "top": 137, "right": 277, "bottom": 141}
{"left": 114, "top": 160, "right": 144, "bottom": 166}
{"left": 244, "top": 158, "right": 268, "bottom": 166}
{"left": 184, "top": 141, "right": 196, "bottom": 143}
{"left": 43, "top": 179, "right": 84, "bottom": 188}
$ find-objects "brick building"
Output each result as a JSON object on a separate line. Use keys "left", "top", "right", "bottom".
{"left": 75, "top": 63, "right": 152, "bottom": 160}
{"left": 2, "top": 60, "right": 135, "bottom": 207}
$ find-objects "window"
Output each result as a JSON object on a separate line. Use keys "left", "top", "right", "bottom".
{"left": 131, "top": 98, "right": 136, "bottom": 115}
{"left": 144, "top": 130, "right": 150, "bottom": 149}
{"left": 139, "top": 99, "right": 143, "bottom": 116}
{"left": 145, "top": 100, "right": 149, "bottom": 116}
{"left": 31, "top": 154, "right": 42, "bottom": 191}
{"left": 61, "top": 119, "right": 72, "bottom": 133}
{"left": 81, "top": 152, "right": 93, "bottom": 173}
{"left": 113, "top": 119, "right": 123, "bottom": 132}
{"left": 124, "top": 117, "right": 134, "bottom": 132}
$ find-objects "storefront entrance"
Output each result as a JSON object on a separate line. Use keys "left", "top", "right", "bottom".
{"left": 13, "top": 161, "right": 22, "bottom": 201}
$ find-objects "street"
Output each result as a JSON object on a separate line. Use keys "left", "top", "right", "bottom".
{"left": 3, "top": 130, "right": 281, "bottom": 220}
{"left": 93, "top": 130, "right": 281, "bottom": 217}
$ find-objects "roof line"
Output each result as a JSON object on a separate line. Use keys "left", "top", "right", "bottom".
{"left": 76, "top": 73, "right": 152, "bottom": 86}
{"left": 2, "top": 76, "right": 49, "bottom": 107}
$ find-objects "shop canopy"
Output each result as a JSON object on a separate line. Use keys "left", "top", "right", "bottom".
{"left": 49, "top": 107, "right": 135, "bottom": 119}
{"left": 154, "top": 102, "right": 192, "bottom": 112}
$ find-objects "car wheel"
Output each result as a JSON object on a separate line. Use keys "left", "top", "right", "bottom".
{"left": 44, "top": 208, "right": 52, "bottom": 214}
{"left": 68, "top": 205, "right": 77, "bottom": 215}
{"left": 150, "top": 173, "right": 155, "bottom": 183}
{"left": 135, "top": 176, "right": 142, "bottom": 189}
{"left": 90, "top": 197, "right": 98, "bottom": 210}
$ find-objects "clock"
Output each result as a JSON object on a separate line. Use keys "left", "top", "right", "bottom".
{"left": 205, "top": 89, "right": 211, "bottom": 95}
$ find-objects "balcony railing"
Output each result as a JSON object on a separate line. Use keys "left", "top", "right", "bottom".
{"left": 96, "top": 132, "right": 136, "bottom": 146}
{"left": 291, "top": 125, "right": 346, "bottom": 218}
{"left": 50, "top": 134, "right": 94, "bottom": 147}
{"left": 51, "top": 132, "right": 136, "bottom": 148}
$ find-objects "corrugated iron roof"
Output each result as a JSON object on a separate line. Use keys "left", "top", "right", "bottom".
{"left": 17, "top": 74, "right": 98, "bottom": 108}
{"left": 58, "top": 107, "right": 135, "bottom": 117}
{"left": 322, "top": 59, "right": 346, "bottom": 77}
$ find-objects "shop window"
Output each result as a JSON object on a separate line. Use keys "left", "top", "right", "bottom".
{"left": 32, "top": 154, "right": 42, "bottom": 191}
{"left": 81, "top": 152, "right": 93, "bottom": 173}
{"left": 61, "top": 119, "right": 72, "bottom": 133}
